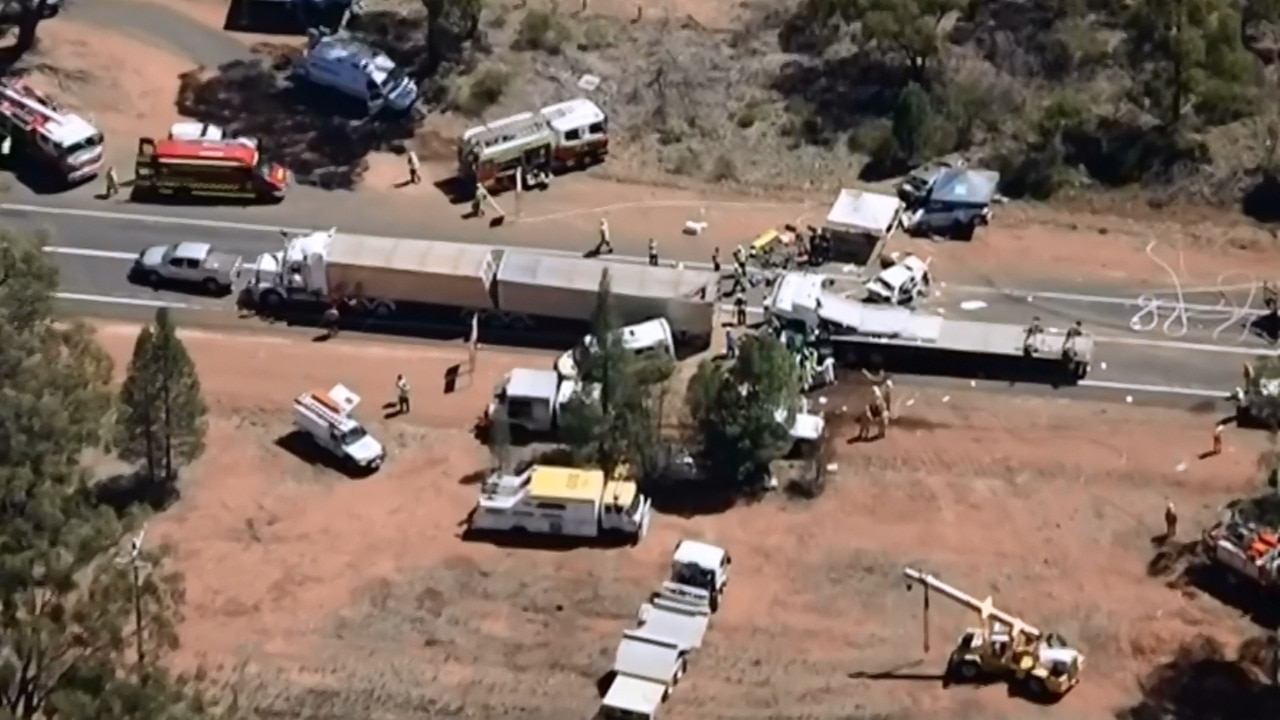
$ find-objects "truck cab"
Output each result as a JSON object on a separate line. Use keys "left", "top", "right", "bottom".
{"left": 487, "top": 367, "right": 581, "bottom": 437}
{"left": 468, "top": 464, "right": 652, "bottom": 542}
{"left": 669, "top": 539, "right": 730, "bottom": 612}
{"left": 294, "top": 33, "right": 419, "bottom": 114}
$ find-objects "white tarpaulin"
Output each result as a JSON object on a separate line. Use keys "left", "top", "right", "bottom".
{"left": 824, "top": 189, "right": 903, "bottom": 237}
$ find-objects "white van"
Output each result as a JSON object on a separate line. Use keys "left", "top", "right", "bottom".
{"left": 293, "top": 33, "right": 418, "bottom": 114}
{"left": 292, "top": 383, "right": 385, "bottom": 472}
{"left": 556, "top": 318, "right": 676, "bottom": 381}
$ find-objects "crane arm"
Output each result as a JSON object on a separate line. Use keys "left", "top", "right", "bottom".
{"left": 902, "top": 567, "right": 1042, "bottom": 640}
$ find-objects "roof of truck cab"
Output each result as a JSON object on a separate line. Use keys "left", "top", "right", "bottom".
{"left": 602, "top": 478, "right": 638, "bottom": 508}
{"left": 540, "top": 98, "right": 605, "bottom": 133}
{"left": 505, "top": 368, "right": 559, "bottom": 400}
{"left": 601, "top": 673, "right": 667, "bottom": 715}
{"left": 529, "top": 465, "right": 604, "bottom": 503}
{"left": 153, "top": 138, "right": 257, "bottom": 165}
{"left": 673, "top": 539, "right": 725, "bottom": 569}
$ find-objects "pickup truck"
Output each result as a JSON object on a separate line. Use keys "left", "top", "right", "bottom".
{"left": 599, "top": 631, "right": 688, "bottom": 720}
{"left": 131, "top": 241, "right": 242, "bottom": 295}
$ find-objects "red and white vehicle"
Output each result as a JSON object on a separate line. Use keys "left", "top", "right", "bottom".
{"left": 0, "top": 79, "right": 104, "bottom": 185}
{"left": 457, "top": 97, "right": 608, "bottom": 191}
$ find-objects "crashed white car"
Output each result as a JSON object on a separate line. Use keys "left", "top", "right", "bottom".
{"left": 132, "top": 241, "right": 242, "bottom": 295}
{"left": 865, "top": 254, "right": 931, "bottom": 306}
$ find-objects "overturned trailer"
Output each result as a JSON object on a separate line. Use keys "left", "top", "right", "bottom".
{"left": 764, "top": 272, "right": 1093, "bottom": 383}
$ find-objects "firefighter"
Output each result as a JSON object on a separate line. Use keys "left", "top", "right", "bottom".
{"left": 322, "top": 303, "right": 340, "bottom": 339}
{"left": 711, "top": 246, "right": 721, "bottom": 274}
{"left": 1024, "top": 315, "right": 1043, "bottom": 354}
{"left": 734, "top": 292, "right": 747, "bottom": 326}
{"left": 855, "top": 405, "right": 873, "bottom": 442}
{"left": 471, "top": 182, "right": 487, "bottom": 218}
{"left": 406, "top": 149, "right": 421, "bottom": 185}
{"left": 648, "top": 238, "right": 659, "bottom": 266}
{"left": 1211, "top": 422, "right": 1225, "bottom": 456}
{"left": 395, "top": 374, "right": 411, "bottom": 415}
{"left": 104, "top": 166, "right": 120, "bottom": 199}
{"left": 724, "top": 328, "right": 737, "bottom": 359}
{"left": 1164, "top": 500, "right": 1178, "bottom": 541}
{"left": 882, "top": 377, "right": 894, "bottom": 418}
{"left": 595, "top": 218, "right": 613, "bottom": 255}
{"left": 0, "top": 133, "right": 10, "bottom": 158}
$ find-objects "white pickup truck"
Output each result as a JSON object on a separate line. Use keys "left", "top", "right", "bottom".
{"left": 131, "top": 241, "right": 243, "bottom": 295}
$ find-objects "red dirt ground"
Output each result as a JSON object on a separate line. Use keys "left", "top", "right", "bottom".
{"left": 89, "top": 320, "right": 1272, "bottom": 719}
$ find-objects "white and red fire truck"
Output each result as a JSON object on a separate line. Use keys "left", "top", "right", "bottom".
{"left": 457, "top": 97, "right": 608, "bottom": 192}
{"left": 0, "top": 79, "right": 104, "bottom": 186}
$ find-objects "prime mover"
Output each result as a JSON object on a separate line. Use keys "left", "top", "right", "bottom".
{"left": 245, "top": 229, "right": 718, "bottom": 348}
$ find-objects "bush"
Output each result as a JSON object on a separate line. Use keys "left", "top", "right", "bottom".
{"left": 578, "top": 19, "right": 613, "bottom": 50}
{"left": 513, "top": 8, "right": 571, "bottom": 54}
{"left": 460, "top": 64, "right": 510, "bottom": 116}
{"left": 708, "top": 154, "right": 739, "bottom": 182}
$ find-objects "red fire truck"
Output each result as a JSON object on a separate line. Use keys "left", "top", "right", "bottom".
{"left": 133, "top": 136, "right": 291, "bottom": 203}
{"left": 457, "top": 97, "right": 608, "bottom": 192}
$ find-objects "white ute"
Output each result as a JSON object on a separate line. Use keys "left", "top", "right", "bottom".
{"left": 467, "top": 464, "right": 652, "bottom": 542}
{"left": 555, "top": 318, "right": 676, "bottom": 381}
{"left": 131, "top": 241, "right": 243, "bottom": 294}
{"left": 292, "top": 384, "right": 385, "bottom": 472}
{"left": 865, "top": 252, "right": 932, "bottom": 306}
{"left": 486, "top": 367, "right": 586, "bottom": 438}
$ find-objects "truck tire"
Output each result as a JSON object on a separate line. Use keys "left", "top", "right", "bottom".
{"left": 1023, "top": 675, "right": 1048, "bottom": 698}
{"left": 202, "top": 277, "right": 223, "bottom": 295}
{"left": 258, "top": 289, "right": 284, "bottom": 310}
{"left": 371, "top": 301, "right": 393, "bottom": 319}
{"left": 951, "top": 658, "right": 981, "bottom": 682}
{"left": 145, "top": 271, "right": 162, "bottom": 288}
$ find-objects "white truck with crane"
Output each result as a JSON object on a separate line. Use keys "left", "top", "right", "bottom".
{"left": 902, "top": 567, "right": 1084, "bottom": 701}
{"left": 0, "top": 78, "right": 105, "bottom": 186}
{"left": 245, "top": 229, "right": 718, "bottom": 349}
{"left": 764, "top": 271, "right": 1093, "bottom": 383}
{"left": 599, "top": 540, "right": 731, "bottom": 720}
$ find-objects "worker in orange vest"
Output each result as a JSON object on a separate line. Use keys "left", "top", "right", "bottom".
{"left": 1164, "top": 500, "right": 1178, "bottom": 541}
{"left": 1211, "top": 423, "right": 1225, "bottom": 456}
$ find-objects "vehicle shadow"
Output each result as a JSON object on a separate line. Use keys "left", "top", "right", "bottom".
{"left": 127, "top": 269, "right": 235, "bottom": 299}
{"left": 273, "top": 430, "right": 376, "bottom": 479}
{"left": 1177, "top": 561, "right": 1280, "bottom": 631}
{"left": 459, "top": 527, "right": 634, "bottom": 551}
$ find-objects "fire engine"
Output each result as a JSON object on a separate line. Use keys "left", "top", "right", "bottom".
{"left": 133, "top": 135, "right": 291, "bottom": 203}
{"left": 457, "top": 97, "right": 608, "bottom": 192}
{"left": 0, "top": 79, "right": 104, "bottom": 186}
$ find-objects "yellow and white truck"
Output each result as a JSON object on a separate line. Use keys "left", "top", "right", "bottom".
{"left": 466, "top": 464, "right": 652, "bottom": 543}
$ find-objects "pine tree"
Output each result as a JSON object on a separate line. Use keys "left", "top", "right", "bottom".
{"left": 116, "top": 308, "right": 208, "bottom": 486}
{"left": 0, "top": 229, "right": 214, "bottom": 718}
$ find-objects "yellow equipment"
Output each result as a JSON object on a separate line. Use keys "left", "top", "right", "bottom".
{"left": 902, "top": 567, "right": 1084, "bottom": 701}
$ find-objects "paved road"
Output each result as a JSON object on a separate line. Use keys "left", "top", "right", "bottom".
{"left": 19, "top": 0, "right": 1275, "bottom": 409}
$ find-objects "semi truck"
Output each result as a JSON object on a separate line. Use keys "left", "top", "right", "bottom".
{"left": 765, "top": 271, "right": 1093, "bottom": 383}
{"left": 245, "top": 229, "right": 717, "bottom": 348}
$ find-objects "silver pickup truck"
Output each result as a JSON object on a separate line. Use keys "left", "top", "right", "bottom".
{"left": 132, "top": 241, "right": 242, "bottom": 295}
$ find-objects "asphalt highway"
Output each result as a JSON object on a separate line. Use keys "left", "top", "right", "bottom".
{"left": 6, "top": 197, "right": 1274, "bottom": 413}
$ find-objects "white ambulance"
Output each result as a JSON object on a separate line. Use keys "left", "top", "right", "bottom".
{"left": 292, "top": 383, "right": 386, "bottom": 472}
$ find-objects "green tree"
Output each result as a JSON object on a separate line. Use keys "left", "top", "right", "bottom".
{"left": 115, "top": 308, "right": 208, "bottom": 486}
{"left": 686, "top": 334, "right": 801, "bottom": 489}
{"left": 1126, "top": 0, "right": 1257, "bottom": 128}
{"left": 892, "top": 82, "right": 934, "bottom": 164}
{"left": 0, "top": 230, "right": 210, "bottom": 718}
{"left": 559, "top": 269, "right": 665, "bottom": 477}
{"left": 859, "top": 0, "right": 965, "bottom": 85}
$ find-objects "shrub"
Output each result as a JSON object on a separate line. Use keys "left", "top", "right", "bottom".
{"left": 514, "top": 8, "right": 571, "bottom": 54}
{"left": 460, "top": 64, "right": 510, "bottom": 116}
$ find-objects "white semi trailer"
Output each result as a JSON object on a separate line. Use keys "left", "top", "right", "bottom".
{"left": 245, "top": 229, "right": 718, "bottom": 348}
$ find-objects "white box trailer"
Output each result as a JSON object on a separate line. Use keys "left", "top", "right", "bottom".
{"left": 600, "top": 632, "right": 688, "bottom": 720}
{"left": 494, "top": 251, "right": 717, "bottom": 348}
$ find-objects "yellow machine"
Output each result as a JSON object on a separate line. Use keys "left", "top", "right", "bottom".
{"left": 902, "top": 567, "right": 1084, "bottom": 701}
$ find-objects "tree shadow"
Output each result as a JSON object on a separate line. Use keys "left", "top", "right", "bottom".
{"left": 273, "top": 430, "right": 376, "bottom": 479}
{"left": 1114, "top": 634, "right": 1280, "bottom": 720}
{"left": 1243, "top": 173, "right": 1280, "bottom": 223}
{"left": 770, "top": 53, "right": 907, "bottom": 142}
{"left": 174, "top": 15, "right": 428, "bottom": 192}
{"left": 645, "top": 478, "right": 740, "bottom": 517}
{"left": 89, "top": 471, "right": 181, "bottom": 515}
{"left": 1150, "top": 538, "right": 1280, "bottom": 631}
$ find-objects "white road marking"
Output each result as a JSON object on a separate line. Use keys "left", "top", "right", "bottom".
{"left": 952, "top": 284, "right": 1268, "bottom": 315}
{"left": 44, "top": 246, "right": 137, "bottom": 260}
{"left": 55, "top": 292, "right": 197, "bottom": 309}
{"left": 1094, "top": 335, "right": 1278, "bottom": 355}
{"left": 1078, "top": 379, "right": 1223, "bottom": 399}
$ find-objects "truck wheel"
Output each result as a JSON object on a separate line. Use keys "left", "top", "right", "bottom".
{"left": 371, "top": 302, "right": 393, "bottom": 319}
{"left": 1024, "top": 675, "right": 1048, "bottom": 698}
{"left": 953, "top": 659, "right": 981, "bottom": 682}
{"left": 145, "top": 271, "right": 162, "bottom": 288}
{"left": 202, "top": 277, "right": 223, "bottom": 295}
{"left": 258, "top": 290, "right": 284, "bottom": 309}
